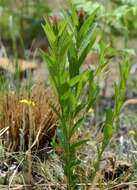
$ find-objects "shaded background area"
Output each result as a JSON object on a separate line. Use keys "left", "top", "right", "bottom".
{"left": 0, "top": 0, "right": 65, "bottom": 57}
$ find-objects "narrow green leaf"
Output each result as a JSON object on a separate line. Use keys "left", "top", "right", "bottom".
{"left": 40, "top": 49, "right": 54, "bottom": 66}
{"left": 70, "top": 139, "right": 88, "bottom": 150}
{"left": 60, "top": 82, "right": 70, "bottom": 95}
{"left": 78, "top": 37, "right": 96, "bottom": 67}
{"left": 86, "top": 81, "right": 100, "bottom": 111}
{"left": 74, "top": 103, "right": 86, "bottom": 117}
{"left": 57, "top": 128, "right": 68, "bottom": 150}
{"left": 71, "top": 2, "right": 79, "bottom": 27}
{"left": 121, "top": 48, "right": 136, "bottom": 56}
{"left": 69, "top": 70, "right": 90, "bottom": 87}
{"left": 102, "top": 108, "right": 113, "bottom": 151}
{"left": 42, "top": 21, "right": 56, "bottom": 44}
{"left": 70, "top": 159, "right": 81, "bottom": 170}
{"left": 78, "top": 8, "right": 98, "bottom": 43}
{"left": 58, "top": 20, "right": 67, "bottom": 37}
{"left": 70, "top": 117, "right": 84, "bottom": 138}
{"left": 79, "top": 23, "right": 97, "bottom": 58}
{"left": 58, "top": 34, "right": 71, "bottom": 62}
{"left": 68, "top": 43, "right": 79, "bottom": 79}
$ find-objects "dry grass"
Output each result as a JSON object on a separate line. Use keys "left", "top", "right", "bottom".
{"left": 0, "top": 84, "right": 59, "bottom": 152}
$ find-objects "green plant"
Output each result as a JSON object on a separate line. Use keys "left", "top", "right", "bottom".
{"left": 42, "top": 1, "right": 131, "bottom": 189}
{"left": 92, "top": 57, "right": 131, "bottom": 185}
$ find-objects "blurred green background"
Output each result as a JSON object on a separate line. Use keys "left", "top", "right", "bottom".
{"left": 0, "top": 0, "right": 137, "bottom": 57}
{"left": 0, "top": 0, "right": 64, "bottom": 57}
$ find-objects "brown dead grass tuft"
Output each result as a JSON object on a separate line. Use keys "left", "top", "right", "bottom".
{"left": 0, "top": 84, "right": 59, "bottom": 152}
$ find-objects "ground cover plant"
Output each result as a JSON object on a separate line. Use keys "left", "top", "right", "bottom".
{"left": 0, "top": 0, "right": 137, "bottom": 190}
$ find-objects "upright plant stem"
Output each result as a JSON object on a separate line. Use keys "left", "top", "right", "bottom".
{"left": 28, "top": 106, "right": 33, "bottom": 186}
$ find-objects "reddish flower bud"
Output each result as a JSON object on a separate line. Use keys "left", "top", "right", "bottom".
{"left": 77, "top": 8, "right": 86, "bottom": 18}
{"left": 49, "top": 15, "right": 60, "bottom": 25}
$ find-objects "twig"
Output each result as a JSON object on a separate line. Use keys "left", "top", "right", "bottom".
{"left": 108, "top": 181, "right": 137, "bottom": 190}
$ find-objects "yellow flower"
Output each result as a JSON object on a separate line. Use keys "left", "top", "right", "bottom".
{"left": 20, "top": 99, "right": 35, "bottom": 107}
{"left": 88, "top": 108, "right": 94, "bottom": 113}
{"left": 129, "top": 130, "right": 136, "bottom": 136}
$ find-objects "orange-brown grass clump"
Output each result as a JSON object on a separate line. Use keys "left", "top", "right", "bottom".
{"left": 0, "top": 85, "right": 59, "bottom": 152}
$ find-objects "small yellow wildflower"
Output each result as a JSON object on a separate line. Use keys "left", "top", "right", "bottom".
{"left": 20, "top": 99, "right": 35, "bottom": 107}
{"left": 129, "top": 130, "right": 136, "bottom": 136}
{"left": 88, "top": 108, "right": 94, "bottom": 113}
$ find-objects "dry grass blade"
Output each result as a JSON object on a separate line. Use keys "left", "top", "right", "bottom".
{"left": 0, "top": 84, "right": 59, "bottom": 151}
{"left": 123, "top": 99, "right": 137, "bottom": 107}
{"left": 0, "top": 126, "right": 9, "bottom": 137}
